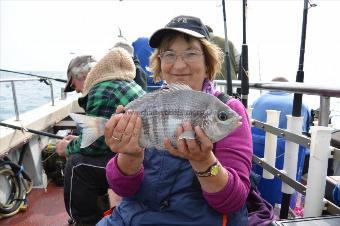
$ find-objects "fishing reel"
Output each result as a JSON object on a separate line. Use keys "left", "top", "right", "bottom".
{"left": 42, "top": 142, "right": 66, "bottom": 187}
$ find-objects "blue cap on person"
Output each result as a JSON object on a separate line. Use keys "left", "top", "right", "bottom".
{"left": 149, "top": 15, "right": 210, "bottom": 48}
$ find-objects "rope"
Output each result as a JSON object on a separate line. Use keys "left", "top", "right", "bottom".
{"left": 0, "top": 159, "right": 32, "bottom": 217}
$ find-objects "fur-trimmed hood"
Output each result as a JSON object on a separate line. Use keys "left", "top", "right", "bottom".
{"left": 82, "top": 47, "right": 136, "bottom": 96}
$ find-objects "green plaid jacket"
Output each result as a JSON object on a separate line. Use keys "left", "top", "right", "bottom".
{"left": 66, "top": 80, "right": 145, "bottom": 156}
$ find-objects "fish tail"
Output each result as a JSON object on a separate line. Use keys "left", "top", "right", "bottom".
{"left": 69, "top": 113, "right": 108, "bottom": 148}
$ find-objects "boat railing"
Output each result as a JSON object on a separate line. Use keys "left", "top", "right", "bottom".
{"left": 251, "top": 119, "right": 340, "bottom": 215}
{"left": 0, "top": 78, "right": 56, "bottom": 121}
{"left": 214, "top": 80, "right": 340, "bottom": 127}
{"left": 214, "top": 80, "right": 340, "bottom": 217}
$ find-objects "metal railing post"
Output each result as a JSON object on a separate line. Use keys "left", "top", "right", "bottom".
{"left": 319, "top": 96, "right": 330, "bottom": 126}
{"left": 1, "top": 78, "right": 58, "bottom": 119}
{"left": 10, "top": 81, "right": 20, "bottom": 121}
{"left": 48, "top": 80, "right": 55, "bottom": 106}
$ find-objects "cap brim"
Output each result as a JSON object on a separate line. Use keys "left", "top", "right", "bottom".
{"left": 64, "top": 77, "right": 75, "bottom": 92}
{"left": 149, "top": 27, "right": 205, "bottom": 48}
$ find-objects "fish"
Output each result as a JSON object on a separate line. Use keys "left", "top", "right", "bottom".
{"left": 70, "top": 84, "right": 241, "bottom": 150}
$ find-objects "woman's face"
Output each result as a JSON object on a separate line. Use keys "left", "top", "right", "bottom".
{"left": 160, "top": 35, "right": 207, "bottom": 91}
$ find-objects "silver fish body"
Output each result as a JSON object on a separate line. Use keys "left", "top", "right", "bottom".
{"left": 125, "top": 84, "right": 240, "bottom": 149}
{"left": 70, "top": 84, "right": 241, "bottom": 149}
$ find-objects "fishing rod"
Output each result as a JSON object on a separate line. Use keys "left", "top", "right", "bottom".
{"left": 279, "top": 0, "right": 316, "bottom": 219}
{"left": 221, "top": 0, "right": 233, "bottom": 96}
{"left": 0, "top": 69, "right": 67, "bottom": 83}
{"left": 240, "top": 0, "right": 249, "bottom": 108}
{"left": 0, "top": 122, "right": 64, "bottom": 139}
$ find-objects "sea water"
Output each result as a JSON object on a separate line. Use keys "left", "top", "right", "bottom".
{"left": 0, "top": 71, "right": 65, "bottom": 121}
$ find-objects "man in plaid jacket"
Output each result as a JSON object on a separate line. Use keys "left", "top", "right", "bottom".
{"left": 56, "top": 47, "right": 145, "bottom": 225}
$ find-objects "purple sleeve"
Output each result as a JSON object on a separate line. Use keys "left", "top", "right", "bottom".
{"left": 106, "top": 155, "right": 144, "bottom": 197}
{"left": 203, "top": 98, "right": 253, "bottom": 213}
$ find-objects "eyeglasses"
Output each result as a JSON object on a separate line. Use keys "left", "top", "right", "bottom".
{"left": 159, "top": 49, "right": 203, "bottom": 65}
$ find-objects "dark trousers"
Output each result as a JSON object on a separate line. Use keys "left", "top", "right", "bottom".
{"left": 63, "top": 152, "right": 115, "bottom": 225}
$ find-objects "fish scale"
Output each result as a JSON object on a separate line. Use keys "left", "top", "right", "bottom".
{"left": 70, "top": 84, "right": 241, "bottom": 150}
{"left": 124, "top": 84, "right": 240, "bottom": 150}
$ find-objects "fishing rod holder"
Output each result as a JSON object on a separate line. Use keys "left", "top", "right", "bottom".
{"left": 0, "top": 78, "right": 56, "bottom": 121}
{"left": 214, "top": 80, "right": 340, "bottom": 216}
{"left": 253, "top": 119, "right": 340, "bottom": 162}
{"left": 252, "top": 120, "right": 340, "bottom": 216}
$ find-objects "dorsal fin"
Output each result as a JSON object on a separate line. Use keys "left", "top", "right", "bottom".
{"left": 126, "top": 83, "right": 192, "bottom": 109}
{"left": 166, "top": 83, "right": 192, "bottom": 91}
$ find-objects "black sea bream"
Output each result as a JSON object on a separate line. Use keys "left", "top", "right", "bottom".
{"left": 70, "top": 84, "right": 241, "bottom": 150}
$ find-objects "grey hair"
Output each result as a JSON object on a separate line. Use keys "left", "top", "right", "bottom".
{"left": 71, "top": 61, "right": 96, "bottom": 80}
{"left": 67, "top": 55, "right": 97, "bottom": 81}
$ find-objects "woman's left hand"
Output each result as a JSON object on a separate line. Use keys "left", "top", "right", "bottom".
{"left": 164, "top": 122, "right": 213, "bottom": 162}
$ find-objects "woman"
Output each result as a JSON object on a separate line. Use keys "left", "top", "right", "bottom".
{"left": 98, "top": 15, "right": 252, "bottom": 226}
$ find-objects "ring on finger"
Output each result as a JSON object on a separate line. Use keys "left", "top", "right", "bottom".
{"left": 111, "top": 135, "right": 121, "bottom": 142}
{"left": 177, "top": 137, "right": 185, "bottom": 142}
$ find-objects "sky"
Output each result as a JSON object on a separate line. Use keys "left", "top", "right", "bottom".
{"left": 1, "top": 0, "right": 340, "bottom": 88}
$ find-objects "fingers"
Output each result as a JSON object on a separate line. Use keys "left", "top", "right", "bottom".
{"left": 194, "top": 126, "right": 213, "bottom": 151}
{"left": 111, "top": 111, "right": 134, "bottom": 142}
{"left": 182, "top": 122, "right": 200, "bottom": 152}
{"left": 166, "top": 122, "right": 198, "bottom": 157}
{"left": 104, "top": 114, "right": 123, "bottom": 143}
{"left": 55, "top": 140, "right": 68, "bottom": 158}
{"left": 116, "top": 105, "right": 125, "bottom": 114}
{"left": 120, "top": 112, "right": 138, "bottom": 144}
{"left": 64, "top": 135, "right": 76, "bottom": 141}
{"left": 164, "top": 138, "right": 185, "bottom": 158}
{"left": 129, "top": 117, "right": 142, "bottom": 146}
{"left": 165, "top": 122, "right": 213, "bottom": 161}
{"left": 104, "top": 110, "right": 143, "bottom": 154}
{"left": 175, "top": 124, "right": 188, "bottom": 152}
{"left": 105, "top": 104, "right": 125, "bottom": 142}
{"left": 164, "top": 124, "right": 187, "bottom": 158}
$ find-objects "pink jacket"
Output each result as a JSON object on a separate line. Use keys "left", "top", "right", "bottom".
{"left": 106, "top": 80, "right": 253, "bottom": 213}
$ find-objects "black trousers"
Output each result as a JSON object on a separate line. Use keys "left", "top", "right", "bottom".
{"left": 63, "top": 152, "right": 115, "bottom": 225}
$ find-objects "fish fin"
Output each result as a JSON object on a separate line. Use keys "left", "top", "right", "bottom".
{"left": 125, "top": 90, "right": 159, "bottom": 109}
{"left": 69, "top": 113, "right": 108, "bottom": 148}
{"left": 178, "top": 130, "right": 196, "bottom": 140}
{"left": 166, "top": 83, "right": 192, "bottom": 91}
{"left": 125, "top": 83, "right": 192, "bottom": 110}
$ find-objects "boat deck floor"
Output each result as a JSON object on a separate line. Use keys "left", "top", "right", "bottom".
{"left": 0, "top": 182, "right": 121, "bottom": 226}
{"left": 0, "top": 182, "right": 70, "bottom": 226}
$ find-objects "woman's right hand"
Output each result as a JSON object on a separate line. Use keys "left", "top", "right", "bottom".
{"left": 104, "top": 105, "right": 144, "bottom": 175}
{"left": 104, "top": 105, "right": 144, "bottom": 157}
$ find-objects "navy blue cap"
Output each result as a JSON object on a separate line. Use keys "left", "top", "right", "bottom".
{"left": 149, "top": 15, "right": 210, "bottom": 48}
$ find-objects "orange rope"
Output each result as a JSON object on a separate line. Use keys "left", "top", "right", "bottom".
{"left": 222, "top": 214, "right": 228, "bottom": 226}
{"left": 103, "top": 207, "right": 114, "bottom": 217}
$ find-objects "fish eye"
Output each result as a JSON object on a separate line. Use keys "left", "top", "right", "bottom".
{"left": 218, "top": 111, "right": 228, "bottom": 121}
